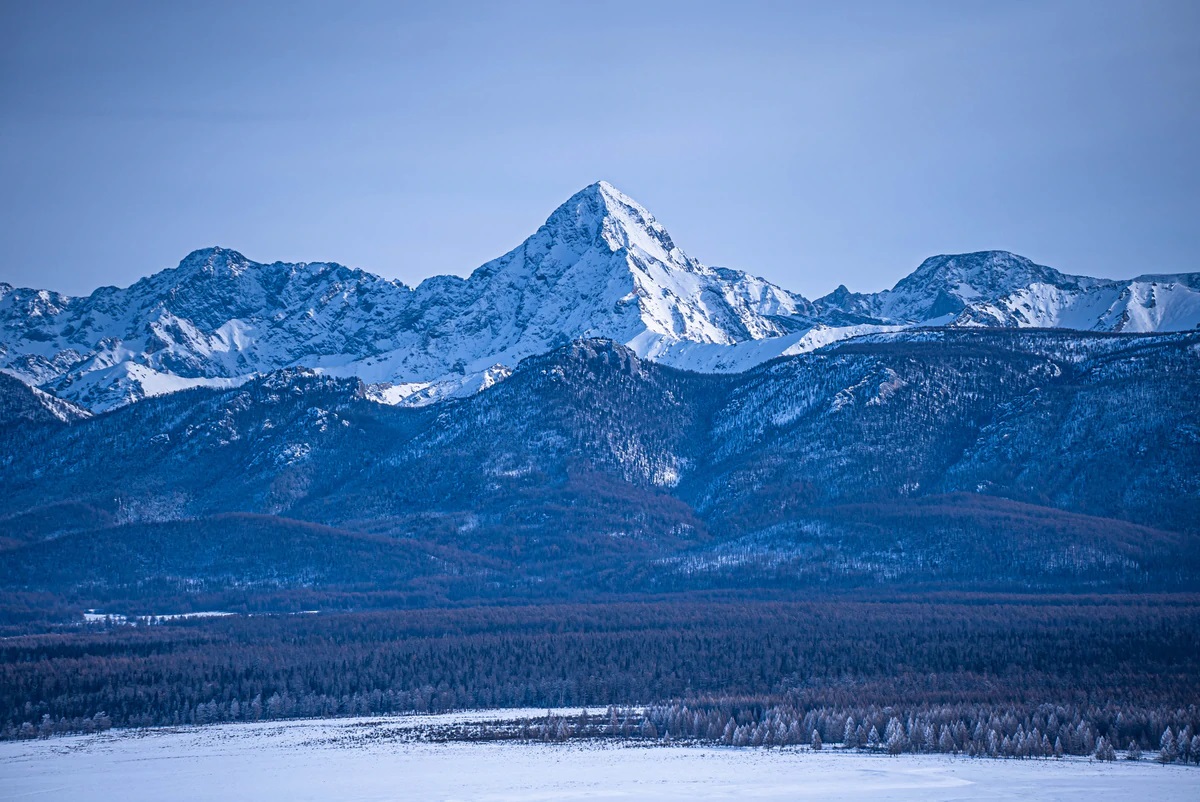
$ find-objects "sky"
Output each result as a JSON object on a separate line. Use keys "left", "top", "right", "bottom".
{"left": 0, "top": 0, "right": 1197, "bottom": 299}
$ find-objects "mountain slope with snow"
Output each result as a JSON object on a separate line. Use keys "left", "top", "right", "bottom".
{"left": 0, "top": 183, "right": 824, "bottom": 410}
{"left": 815, "top": 251, "right": 1200, "bottom": 332}
{"left": 1, "top": 187, "right": 1197, "bottom": 412}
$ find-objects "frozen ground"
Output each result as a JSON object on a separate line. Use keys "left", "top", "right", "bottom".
{"left": 1, "top": 711, "right": 1195, "bottom": 801}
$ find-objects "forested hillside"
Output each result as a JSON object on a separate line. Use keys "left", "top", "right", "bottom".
{"left": 2, "top": 329, "right": 1198, "bottom": 611}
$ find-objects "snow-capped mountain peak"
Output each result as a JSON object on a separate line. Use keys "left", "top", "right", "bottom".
{"left": 175, "top": 246, "right": 254, "bottom": 278}
{"left": 903, "top": 251, "right": 1062, "bottom": 290}
{"left": 1, "top": 185, "right": 1197, "bottom": 413}
{"left": 0, "top": 183, "right": 813, "bottom": 410}
{"left": 417, "top": 181, "right": 811, "bottom": 370}
{"left": 546, "top": 180, "right": 694, "bottom": 269}
{"left": 872, "top": 251, "right": 1085, "bottom": 323}
{"left": 816, "top": 249, "right": 1199, "bottom": 332}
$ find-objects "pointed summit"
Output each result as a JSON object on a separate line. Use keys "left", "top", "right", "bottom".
{"left": 434, "top": 180, "right": 810, "bottom": 388}
{"left": 539, "top": 181, "right": 694, "bottom": 270}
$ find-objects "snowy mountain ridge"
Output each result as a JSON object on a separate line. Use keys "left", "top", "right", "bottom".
{"left": 815, "top": 250, "right": 1200, "bottom": 331}
{"left": 1, "top": 182, "right": 1197, "bottom": 411}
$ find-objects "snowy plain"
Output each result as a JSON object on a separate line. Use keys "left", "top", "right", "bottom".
{"left": 1, "top": 711, "right": 1195, "bottom": 801}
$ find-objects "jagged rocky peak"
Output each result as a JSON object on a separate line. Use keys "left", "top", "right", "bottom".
{"left": 895, "top": 251, "right": 1072, "bottom": 298}
{"left": 502, "top": 338, "right": 652, "bottom": 396}
{"left": 475, "top": 180, "right": 699, "bottom": 286}
{"left": 152, "top": 247, "right": 412, "bottom": 307}
{"left": 539, "top": 181, "right": 693, "bottom": 268}
{"left": 818, "top": 250, "right": 1125, "bottom": 325}
{"left": 559, "top": 337, "right": 645, "bottom": 372}
{"left": 461, "top": 180, "right": 806, "bottom": 351}
{"left": 175, "top": 246, "right": 255, "bottom": 277}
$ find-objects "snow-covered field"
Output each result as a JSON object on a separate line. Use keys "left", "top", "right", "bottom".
{"left": 1, "top": 712, "right": 1194, "bottom": 801}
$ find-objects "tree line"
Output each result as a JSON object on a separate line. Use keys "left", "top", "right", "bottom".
{"left": 3, "top": 597, "right": 1198, "bottom": 746}
{"left": 439, "top": 702, "right": 1200, "bottom": 763}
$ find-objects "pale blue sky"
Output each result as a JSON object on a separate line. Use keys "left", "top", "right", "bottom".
{"left": 1, "top": 0, "right": 1196, "bottom": 299}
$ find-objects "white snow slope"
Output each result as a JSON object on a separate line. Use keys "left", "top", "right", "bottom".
{"left": 1, "top": 184, "right": 1196, "bottom": 411}
{"left": 1, "top": 714, "right": 1194, "bottom": 802}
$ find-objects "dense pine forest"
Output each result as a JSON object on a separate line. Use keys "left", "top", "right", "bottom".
{"left": 4, "top": 596, "right": 1198, "bottom": 760}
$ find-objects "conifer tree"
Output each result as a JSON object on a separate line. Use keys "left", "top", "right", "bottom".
{"left": 866, "top": 726, "right": 881, "bottom": 750}
{"left": 1159, "top": 728, "right": 1177, "bottom": 764}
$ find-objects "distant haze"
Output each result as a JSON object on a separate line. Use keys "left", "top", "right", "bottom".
{"left": 1, "top": 0, "right": 1196, "bottom": 298}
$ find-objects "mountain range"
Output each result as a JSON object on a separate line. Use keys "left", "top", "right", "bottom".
{"left": 2, "top": 181, "right": 1197, "bottom": 412}
{"left": 1, "top": 183, "right": 1198, "bottom": 610}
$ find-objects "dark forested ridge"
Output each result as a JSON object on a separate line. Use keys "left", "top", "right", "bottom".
{"left": 1, "top": 329, "right": 1199, "bottom": 610}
